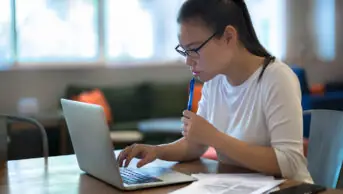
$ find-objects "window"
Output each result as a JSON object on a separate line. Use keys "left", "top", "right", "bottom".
{"left": 0, "top": 0, "right": 12, "bottom": 65}
{"left": 314, "top": 0, "right": 335, "bottom": 62}
{"left": 2, "top": 0, "right": 287, "bottom": 68}
{"left": 15, "top": 0, "right": 98, "bottom": 62}
{"left": 246, "top": 0, "right": 286, "bottom": 59}
{"left": 105, "top": 0, "right": 184, "bottom": 63}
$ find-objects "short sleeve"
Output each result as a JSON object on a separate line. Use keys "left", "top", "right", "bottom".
{"left": 263, "top": 66, "right": 313, "bottom": 183}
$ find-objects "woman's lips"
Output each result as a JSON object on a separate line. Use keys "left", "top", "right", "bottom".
{"left": 192, "top": 71, "right": 201, "bottom": 75}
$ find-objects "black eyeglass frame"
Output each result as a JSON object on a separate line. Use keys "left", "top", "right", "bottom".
{"left": 175, "top": 32, "right": 217, "bottom": 57}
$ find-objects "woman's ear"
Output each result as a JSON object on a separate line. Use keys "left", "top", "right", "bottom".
{"left": 223, "top": 25, "right": 238, "bottom": 45}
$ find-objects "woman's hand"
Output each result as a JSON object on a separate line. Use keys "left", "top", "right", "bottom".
{"left": 181, "top": 110, "right": 220, "bottom": 146}
{"left": 118, "top": 144, "right": 159, "bottom": 168}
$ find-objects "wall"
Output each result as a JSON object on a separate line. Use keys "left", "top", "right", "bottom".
{"left": 1, "top": 0, "right": 343, "bottom": 113}
{"left": 0, "top": 61, "right": 191, "bottom": 113}
{"left": 285, "top": 0, "right": 343, "bottom": 84}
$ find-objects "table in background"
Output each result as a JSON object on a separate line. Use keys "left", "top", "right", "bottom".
{"left": 138, "top": 118, "right": 183, "bottom": 145}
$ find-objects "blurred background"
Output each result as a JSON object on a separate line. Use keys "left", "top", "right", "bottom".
{"left": 0, "top": 0, "right": 343, "bottom": 160}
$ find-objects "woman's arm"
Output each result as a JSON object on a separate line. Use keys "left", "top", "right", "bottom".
{"left": 211, "top": 132, "right": 281, "bottom": 175}
{"left": 156, "top": 137, "right": 208, "bottom": 162}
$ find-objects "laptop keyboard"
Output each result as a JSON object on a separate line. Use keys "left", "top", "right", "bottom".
{"left": 120, "top": 168, "right": 163, "bottom": 185}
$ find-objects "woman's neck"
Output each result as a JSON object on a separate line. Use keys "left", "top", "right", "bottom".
{"left": 223, "top": 50, "right": 266, "bottom": 86}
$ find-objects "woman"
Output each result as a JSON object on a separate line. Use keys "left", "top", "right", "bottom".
{"left": 118, "top": 0, "right": 313, "bottom": 183}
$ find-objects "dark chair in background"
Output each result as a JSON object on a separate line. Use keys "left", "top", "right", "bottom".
{"left": 0, "top": 114, "right": 49, "bottom": 165}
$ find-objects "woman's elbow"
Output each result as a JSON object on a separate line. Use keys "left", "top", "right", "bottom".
{"left": 273, "top": 147, "right": 309, "bottom": 180}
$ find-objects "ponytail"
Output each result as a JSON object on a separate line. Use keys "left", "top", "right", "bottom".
{"left": 233, "top": 0, "right": 275, "bottom": 81}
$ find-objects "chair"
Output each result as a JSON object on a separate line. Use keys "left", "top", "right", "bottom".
{"left": 0, "top": 114, "right": 49, "bottom": 165}
{"left": 337, "top": 162, "right": 343, "bottom": 188}
{"left": 304, "top": 110, "right": 343, "bottom": 188}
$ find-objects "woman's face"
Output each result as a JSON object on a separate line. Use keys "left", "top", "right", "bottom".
{"left": 177, "top": 21, "right": 238, "bottom": 82}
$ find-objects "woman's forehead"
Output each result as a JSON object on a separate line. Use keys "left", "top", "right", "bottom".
{"left": 178, "top": 21, "right": 212, "bottom": 42}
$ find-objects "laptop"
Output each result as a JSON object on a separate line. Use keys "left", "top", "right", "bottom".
{"left": 60, "top": 99, "right": 196, "bottom": 191}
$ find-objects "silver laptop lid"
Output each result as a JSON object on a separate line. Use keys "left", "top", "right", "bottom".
{"left": 61, "top": 99, "right": 124, "bottom": 189}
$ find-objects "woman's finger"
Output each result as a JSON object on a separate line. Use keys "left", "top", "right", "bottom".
{"left": 182, "top": 126, "right": 189, "bottom": 136}
{"left": 181, "top": 122, "right": 188, "bottom": 128}
{"left": 182, "top": 130, "right": 186, "bottom": 137}
{"left": 124, "top": 144, "right": 140, "bottom": 167}
{"left": 118, "top": 146, "right": 132, "bottom": 167}
{"left": 183, "top": 110, "right": 194, "bottom": 119}
{"left": 181, "top": 116, "right": 190, "bottom": 124}
{"left": 137, "top": 154, "right": 155, "bottom": 168}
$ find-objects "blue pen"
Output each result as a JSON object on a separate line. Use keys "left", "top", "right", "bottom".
{"left": 187, "top": 77, "right": 195, "bottom": 111}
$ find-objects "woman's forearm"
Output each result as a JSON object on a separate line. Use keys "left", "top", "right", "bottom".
{"left": 211, "top": 131, "right": 281, "bottom": 176}
{"left": 155, "top": 137, "right": 207, "bottom": 162}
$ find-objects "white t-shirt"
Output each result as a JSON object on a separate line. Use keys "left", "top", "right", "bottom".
{"left": 197, "top": 59, "right": 313, "bottom": 183}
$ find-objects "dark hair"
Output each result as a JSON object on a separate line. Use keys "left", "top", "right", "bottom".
{"left": 177, "top": 0, "right": 275, "bottom": 81}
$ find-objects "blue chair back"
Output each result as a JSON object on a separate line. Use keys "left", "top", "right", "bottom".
{"left": 291, "top": 66, "right": 311, "bottom": 137}
{"left": 290, "top": 66, "right": 310, "bottom": 95}
{"left": 306, "top": 110, "right": 343, "bottom": 188}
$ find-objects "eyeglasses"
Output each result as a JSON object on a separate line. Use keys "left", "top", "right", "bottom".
{"left": 175, "top": 32, "right": 217, "bottom": 57}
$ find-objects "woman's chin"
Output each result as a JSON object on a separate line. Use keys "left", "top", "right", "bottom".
{"left": 196, "top": 73, "right": 215, "bottom": 82}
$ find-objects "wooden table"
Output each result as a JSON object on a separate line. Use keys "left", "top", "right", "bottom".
{"left": 0, "top": 151, "right": 342, "bottom": 194}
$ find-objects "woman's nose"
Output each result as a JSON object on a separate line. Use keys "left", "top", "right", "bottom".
{"left": 185, "top": 56, "right": 196, "bottom": 67}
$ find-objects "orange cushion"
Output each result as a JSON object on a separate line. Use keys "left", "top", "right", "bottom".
{"left": 73, "top": 89, "right": 113, "bottom": 124}
{"left": 192, "top": 84, "right": 203, "bottom": 112}
{"left": 202, "top": 147, "right": 217, "bottom": 160}
{"left": 310, "top": 84, "right": 325, "bottom": 95}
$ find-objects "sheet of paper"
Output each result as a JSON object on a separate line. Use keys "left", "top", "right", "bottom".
{"left": 191, "top": 173, "right": 275, "bottom": 181}
{"left": 170, "top": 177, "right": 285, "bottom": 194}
{"left": 267, "top": 187, "right": 280, "bottom": 194}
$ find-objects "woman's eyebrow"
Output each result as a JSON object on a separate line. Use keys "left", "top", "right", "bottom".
{"left": 182, "top": 41, "right": 202, "bottom": 49}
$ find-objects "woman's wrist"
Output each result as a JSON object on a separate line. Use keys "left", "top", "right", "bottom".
{"left": 208, "top": 130, "right": 224, "bottom": 148}
{"left": 154, "top": 144, "right": 164, "bottom": 160}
